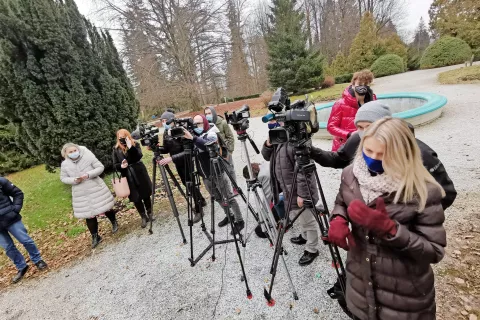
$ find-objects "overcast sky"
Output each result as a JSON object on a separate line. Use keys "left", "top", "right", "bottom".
{"left": 75, "top": 0, "right": 434, "bottom": 44}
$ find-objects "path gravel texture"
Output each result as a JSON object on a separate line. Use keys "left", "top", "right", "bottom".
{"left": 1, "top": 64, "right": 479, "bottom": 320}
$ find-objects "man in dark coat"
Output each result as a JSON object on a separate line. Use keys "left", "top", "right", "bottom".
{"left": 157, "top": 110, "right": 206, "bottom": 223}
{"left": 0, "top": 177, "right": 47, "bottom": 283}
{"left": 311, "top": 101, "right": 457, "bottom": 210}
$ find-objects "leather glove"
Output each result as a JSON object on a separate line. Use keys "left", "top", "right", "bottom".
{"left": 347, "top": 197, "right": 397, "bottom": 237}
{"left": 328, "top": 216, "right": 356, "bottom": 251}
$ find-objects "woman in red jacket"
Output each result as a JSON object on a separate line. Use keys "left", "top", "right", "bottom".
{"left": 327, "top": 70, "right": 375, "bottom": 151}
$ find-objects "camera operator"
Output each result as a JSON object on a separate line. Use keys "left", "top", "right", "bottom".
{"left": 242, "top": 162, "right": 285, "bottom": 239}
{"left": 156, "top": 110, "right": 207, "bottom": 223}
{"left": 261, "top": 123, "right": 320, "bottom": 266}
{"left": 311, "top": 101, "right": 457, "bottom": 210}
{"left": 204, "top": 106, "right": 238, "bottom": 194}
{"left": 112, "top": 129, "right": 153, "bottom": 228}
{"left": 182, "top": 115, "right": 244, "bottom": 234}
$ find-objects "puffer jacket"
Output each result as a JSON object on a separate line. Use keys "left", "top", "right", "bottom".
{"left": 61, "top": 146, "right": 115, "bottom": 219}
{"left": 0, "top": 177, "right": 24, "bottom": 230}
{"left": 332, "top": 165, "right": 446, "bottom": 320}
{"left": 311, "top": 132, "right": 457, "bottom": 210}
{"left": 327, "top": 86, "right": 375, "bottom": 151}
{"left": 261, "top": 141, "right": 318, "bottom": 210}
{"left": 206, "top": 106, "right": 235, "bottom": 152}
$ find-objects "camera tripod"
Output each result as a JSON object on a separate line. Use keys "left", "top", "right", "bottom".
{"left": 149, "top": 152, "right": 188, "bottom": 242}
{"left": 264, "top": 142, "right": 348, "bottom": 309}
{"left": 234, "top": 128, "right": 299, "bottom": 300}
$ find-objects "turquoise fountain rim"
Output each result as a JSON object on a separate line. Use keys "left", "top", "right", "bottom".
{"left": 316, "top": 92, "right": 448, "bottom": 129}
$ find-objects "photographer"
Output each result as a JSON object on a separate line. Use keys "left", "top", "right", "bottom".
{"left": 312, "top": 101, "right": 457, "bottom": 210}
{"left": 182, "top": 115, "right": 244, "bottom": 234}
{"left": 0, "top": 177, "right": 47, "bottom": 283}
{"left": 205, "top": 106, "right": 238, "bottom": 193}
{"left": 157, "top": 110, "right": 206, "bottom": 223}
{"left": 327, "top": 70, "right": 375, "bottom": 151}
{"left": 261, "top": 123, "right": 320, "bottom": 266}
{"left": 112, "top": 129, "right": 153, "bottom": 228}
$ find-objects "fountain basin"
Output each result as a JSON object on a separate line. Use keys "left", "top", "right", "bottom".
{"left": 314, "top": 92, "right": 448, "bottom": 139}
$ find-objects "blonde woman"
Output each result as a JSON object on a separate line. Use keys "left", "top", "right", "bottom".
{"left": 328, "top": 117, "right": 446, "bottom": 320}
{"left": 60, "top": 143, "right": 117, "bottom": 249}
{"left": 112, "top": 129, "right": 153, "bottom": 228}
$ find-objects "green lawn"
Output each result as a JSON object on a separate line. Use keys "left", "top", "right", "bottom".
{"left": 438, "top": 65, "right": 480, "bottom": 84}
{"left": 290, "top": 83, "right": 347, "bottom": 103}
{"left": 7, "top": 166, "right": 77, "bottom": 233}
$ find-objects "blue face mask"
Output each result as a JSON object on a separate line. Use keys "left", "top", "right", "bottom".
{"left": 362, "top": 151, "right": 384, "bottom": 173}
{"left": 68, "top": 151, "right": 80, "bottom": 160}
{"left": 206, "top": 115, "right": 213, "bottom": 122}
{"left": 164, "top": 123, "right": 171, "bottom": 130}
{"left": 268, "top": 122, "right": 280, "bottom": 130}
{"left": 194, "top": 128, "right": 204, "bottom": 135}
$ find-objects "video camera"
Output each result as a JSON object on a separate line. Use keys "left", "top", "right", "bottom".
{"left": 166, "top": 117, "right": 195, "bottom": 139}
{"left": 262, "top": 87, "right": 319, "bottom": 145}
{"left": 225, "top": 105, "right": 250, "bottom": 132}
{"left": 133, "top": 123, "right": 161, "bottom": 151}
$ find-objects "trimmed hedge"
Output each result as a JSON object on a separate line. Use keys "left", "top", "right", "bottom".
{"left": 371, "top": 54, "right": 405, "bottom": 77}
{"left": 335, "top": 73, "right": 353, "bottom": 84}
{"left": 420, "top": 36, "right": 472, "bottom": 69}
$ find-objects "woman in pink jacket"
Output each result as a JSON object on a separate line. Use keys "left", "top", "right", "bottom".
{"left": 327, "top": 70, "right": 375, "bottom": 151}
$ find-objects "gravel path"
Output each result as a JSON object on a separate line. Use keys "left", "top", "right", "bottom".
{"left": 1, "top": 64, "right": 479, "bottom": 320}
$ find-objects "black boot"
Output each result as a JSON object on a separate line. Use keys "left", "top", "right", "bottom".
{"left": 218, "top": 216, "right": 230, "bottom": 228}
{"left": 35, "top": 260, "right": 48, "bottom": 271}
{"left": 91, "top": 233, "right": 102, "bottom": 249}
{"left": 140, "top": 213, "right": 148, "bottom": 228}
{"left": 231, "top": 220, "right": 245, "bottom": 235}
{"left": 254, "top": 224, "right": 268, "bottom": 239}
{"left": 12, "top": 265, "right": 29, "bottom": 284}
{"left": 290, "top": 234, "right": 307, "bottom": 245}
{"left": 299, "top": 250, "right": 319, "bottom": 266}
{"left": 193, "top": 211, "right": 203, "bottom": 224}
{"left": 111, "top": 220, "right": 119, "bottom": 234}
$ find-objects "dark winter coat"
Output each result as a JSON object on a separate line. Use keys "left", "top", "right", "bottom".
{"left": 310, "top": 132, "right": 457, "bottom": 210}
{"left": 0, "top": 177, "right": 23, "bottom": 230}
{"left": 161, "top": 132, "right": 185, "bottom": 167}
{"left": 261, "top": 141, "right": 318, "bottom": 210}
{"left": 206, "top": 106, "right": 235, "bottom": 152}
{"left": 327, "top": 86, "right": 375, "bottom": 151}
{"left": 112, "top": 142, "right": 152, "bottom": 203}
{"left": 332, "top": 165, "right": 446, "bottom": 320}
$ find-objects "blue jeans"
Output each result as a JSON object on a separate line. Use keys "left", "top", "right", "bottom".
{"left": 274, "top": 194, "right": 285, "bottom": 219}
{"left": 0, "top": 220, "right": 42, "bottom": 270}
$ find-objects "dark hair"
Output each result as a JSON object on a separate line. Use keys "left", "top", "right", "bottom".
{"left": 166, "top": 108, "right": 175, "bottom": 114}
{"left": 243, "top": 163, "right": 260, "bottom": 179}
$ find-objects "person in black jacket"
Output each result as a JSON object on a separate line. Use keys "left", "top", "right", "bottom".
{"left": 311, "top": 101, "right": 457, "bottom": 210}
{"left": 156, "top": 110, "right": 206, "bottom": 223}
{"left": 0, "top": 177, "right": 47, "bottom": 283}
{"left": 113, "top": 129, "right": 153, "bottom": 228}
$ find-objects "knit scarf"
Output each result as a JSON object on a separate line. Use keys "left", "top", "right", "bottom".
{"left": 352, "top": 155, "right": 400, "bottom": 204}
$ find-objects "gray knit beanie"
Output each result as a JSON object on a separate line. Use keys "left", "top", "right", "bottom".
{"left": 160, "top": 111, "right": 175, "bottom": 122}
{"left": 355, "top": 101, "right": 392, "bottom": 126}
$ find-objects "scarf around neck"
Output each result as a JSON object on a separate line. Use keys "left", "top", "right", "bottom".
{"left": 352, "top": 155, "right": 399, "bottom": 204}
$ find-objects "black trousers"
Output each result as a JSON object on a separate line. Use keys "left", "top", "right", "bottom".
{"left": 134, "top": 196, "right": 152, "bottom": 216}
{"left": 176, "top": 164, "right": 205, "bottom": 212}
{"left": 85, "top": 210, "right": 116, "bottom": 235}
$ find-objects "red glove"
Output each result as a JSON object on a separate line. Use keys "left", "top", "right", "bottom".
{"left": 347, "top": 197, "right": 397, "bottom": 237}
{"left": 328, "top": 216, "right": 356, "bottom": 251}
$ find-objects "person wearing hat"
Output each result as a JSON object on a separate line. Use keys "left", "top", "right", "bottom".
{"left": 311, "top": 100, "right": 456, "bottom": 210}
{"left": 157, "top": 110, "right": 206, "bottom": 223}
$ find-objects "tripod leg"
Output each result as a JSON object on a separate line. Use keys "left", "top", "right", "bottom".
{"left": 213, "top": 159, "right": 252, "bottom": 299}
{"left": 149, "top": 158, "right": 158, "bottom": 234}
{"left": 158, "top": 162, "right": 187, "bottom": 244}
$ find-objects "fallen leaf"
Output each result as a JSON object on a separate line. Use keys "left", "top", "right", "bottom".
{"left": 313, "top": 307, "right": 319, "bottom": 314}
{"left": 235, "top": 308, "right": 241, "bottom": 314}
{"left": 462, "top": 311, "right": 469, "bottom": 316}
{"left": 470, "top": 315, "right": 478, "bottom": 320}
{"left": 453, "top": 250, "right": 461, "bottom": 255}
{"left": 455, "top": 277, "right": 465, "bottom": 285}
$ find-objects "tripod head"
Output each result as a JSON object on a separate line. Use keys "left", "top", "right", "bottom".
{"left": 292, "top": 139, "right": 313, "bottom": 167}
